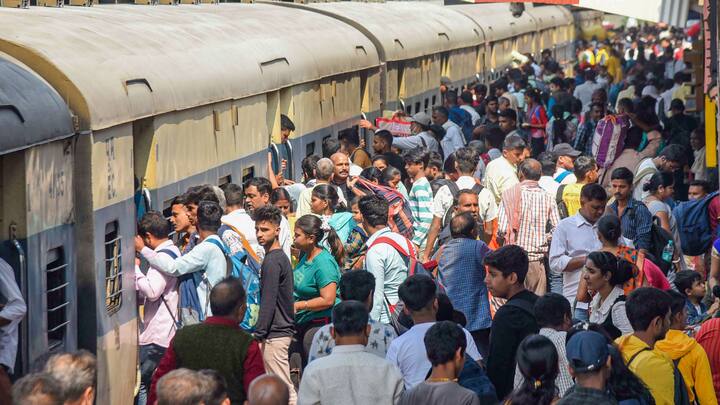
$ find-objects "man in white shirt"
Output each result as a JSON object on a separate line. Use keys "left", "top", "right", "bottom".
{"left": 632, "top": 144, "right": 686, "bottom": 201}
{"left": 549, "top": 184, "right": 607, "bottom": 321}
{"left": 299, "top": 301, "right": 403, "bottom": 405}
{"left": 432, "top": 106, "right": 465, "bottom": 160}
{"left": 538, "top": 152, "right": 560, "bottom": 197}
{"left": 422, "top": 148, "right": 497, "bottom": 262}
{"left": 137, "top": 201, "right": 228, "bottom": 319}
{"left": 392, "top": 112, "right": 440, "bottom": 156}
{"left": 0, "top": 257, "right": 26, "bottom": 403}
{"left": 386, "top": 274, "right": 481, "bottom": 390}
{"left": 296, "top": 158, "right": 345, "bottom": 218}
{"left": 135, "top": 211, "right": 182, "bottom": 405}
{"left": 360, "top": 195, "right": 412, "bottom": 324}
{"left": 219, "top": 183, "right": 264, "bottom": 261}
{"left": 459, "top": 91, "right": 481, "bottom": 126}
{"left": 573, "top": 70, "right": 601, "bottom": 114}
{"left": 243, "top": 178, "right": 292, "bottom": 260}
{"left": 552, "top": 143, "right": 580, "bottom": 185}
{"left": 483, "top": 134, "right": 526, "bottom": 204}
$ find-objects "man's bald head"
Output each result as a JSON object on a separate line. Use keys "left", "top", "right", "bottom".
{"left": 330, "top": 152, "right": 350, "bottom": 182}
{"left": 450, "top": 212, "right": 476, "bottom": 239}
{"left": 246, "top": 374, "right": 289, "bottom": 405}
{"left": 315, "top": 158, "right": 335, "bottom": 181}
{"left": 209, "top": 277, "right": 246, "bottom": 317}
{"left": 519, "top": 158, "right": 542, "bottom": 181}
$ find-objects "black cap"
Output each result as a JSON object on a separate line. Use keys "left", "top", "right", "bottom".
{"left": 281, "top": 114, "right": 295, "bottom": 131}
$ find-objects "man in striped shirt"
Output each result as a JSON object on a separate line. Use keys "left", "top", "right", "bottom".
{"left": 498, "top": 159, "right": 560, "bottom": 296}
{"left": 404, "top": 147, "right": 434, "bottom": 255}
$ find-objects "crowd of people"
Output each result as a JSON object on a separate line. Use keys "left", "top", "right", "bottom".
{"left": 3, "top": 19, "right": 720, "bottom": 405}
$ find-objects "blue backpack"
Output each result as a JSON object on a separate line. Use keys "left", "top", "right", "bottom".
{"left": 672, "top": 191, "right": 719, "bottom": 256}
{"left": 449, "top": 106, "right": 474, "bottom": 144}
{"left": 205, "top": 238, "right": 262, "bottom": 331}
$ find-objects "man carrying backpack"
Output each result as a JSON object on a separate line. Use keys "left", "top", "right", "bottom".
{"left": 360, "top": 195, "right": 416, "bottom": 325}
{"left": 422, "top": 148, "right": 497, "bottom": 262}
{"left": 633, "top": 144, "right": 687, "bottom": 201}
{"left": 607, "top": 168, "right": 653, "bottom": 253}
{"left": 137, "top": 201, "right": 228, "bottom": 321}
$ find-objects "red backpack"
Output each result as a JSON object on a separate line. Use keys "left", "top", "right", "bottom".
{"left": 356, "top": 177, "right": 415, "bottom": 240}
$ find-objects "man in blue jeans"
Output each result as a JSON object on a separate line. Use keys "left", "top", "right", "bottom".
{"left": 549, "top": 184, "right": 607, "bottom": 322}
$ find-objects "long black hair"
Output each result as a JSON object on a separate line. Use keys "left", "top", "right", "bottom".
{"left": 551, "top": 104, "right": 568, "bottom": 144}
{"left": 295, "top": 214, "right": 344, "bottom": 266}
{"left": 586, "top": 251, "right": 635, "bottom": 288}
{"left": 311, "top": 184, "right": 347, "bottom": 213}
{"left": 507, "top": 334, "right": 559, "bottom": 405}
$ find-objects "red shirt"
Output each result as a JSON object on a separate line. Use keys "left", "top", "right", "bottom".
{"left": 697, "top": 318, "right": 720, "bottom": 400}
{"left": 709, "top": 196, "right": 720, "bottom": 235}
{"left": 148, "top": 316, "right": 265, "bottom": 404}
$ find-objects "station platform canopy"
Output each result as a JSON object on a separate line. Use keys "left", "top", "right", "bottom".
{"left": 470, "top": 0, "right": 690, "bottom": 27}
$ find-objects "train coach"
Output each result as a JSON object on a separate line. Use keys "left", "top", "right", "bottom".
{"left": 0, "top": 2, "right": 577, "bottom": 403}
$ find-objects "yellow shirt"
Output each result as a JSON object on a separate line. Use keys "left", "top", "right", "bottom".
{"left": 561, "top": 182, "right": 584, "bottom": 217}
{"left": 616, "top": 334, "right": 675, "bottom": 405}
{"left": 606, "top": 55, "right": 623, "bottom": 83}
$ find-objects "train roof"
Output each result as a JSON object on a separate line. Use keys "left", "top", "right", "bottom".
{"left": 524, "top": 5, "right": 574, "bottom": 32}
{"left": 0, "top": 54, "right": 74, "bottom": 155}
{"left": 449, "top": 3, "right": 538, "bottom": 42}
{"left": 308, "top": 1, "right": 483, "bottom": 62}
{"left": 0, "top": 4, "right": 380, "bottom": 132}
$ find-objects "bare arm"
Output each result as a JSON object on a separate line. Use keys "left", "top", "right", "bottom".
{"left": 294, "top": 283, "right": 337, "bottom": 313}
{"left": 422, "top": 216, "right": 443, "bottom": 262}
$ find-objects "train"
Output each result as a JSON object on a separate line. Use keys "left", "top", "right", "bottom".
{"left": 0, "top": 1, "right": 578, "bottom": 403}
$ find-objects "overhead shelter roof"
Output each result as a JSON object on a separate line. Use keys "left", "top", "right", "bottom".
{"left": 0, "top": 4, "right": 380, "bottom": 132}
{"left": 309, "top": 2, "right": 484, "bottom": 62}
{"left": 450, "top": 3, "right": 539, "bottom": 42}
{"left": 0, "top": 54, "right": 74, "bottom": 155}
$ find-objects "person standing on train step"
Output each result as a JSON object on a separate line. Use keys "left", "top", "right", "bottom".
{"left": 134, "top": 211, "right": 181, "bottom": 405}
{"left": 269, "top": 114, "right": 295, "bottom": 182}
{"left": 391, "top": 112, "right": 440, "bottom": 157}
{"left": 296, "top": 158, "right": 346, "bottom": 219}
{"left": 252, "top": 205, "right": 297, "bottom": 405}
{"left": 0, "top": 257, "right": 27, "bottom": 405}
{"left": 244, "top": 177, "right": 292, "bottom": 260}
{"left": 339, "top": 130, "right": 371, "bottom": 169}
{"left": 169, "top": 195, "right": 197, "bottom": 255}
{"left": 137, "top": 201, "right": 228, "bottom": 319}
{"left": 219, "top": 183, "right": 264, "bottom": 261}
{"left": 150, "top": 278, "right": 265, "bottom": 405}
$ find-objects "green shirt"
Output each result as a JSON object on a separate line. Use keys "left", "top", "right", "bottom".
{"left": 293, "top": 249, "right": 340, "bottom": 325}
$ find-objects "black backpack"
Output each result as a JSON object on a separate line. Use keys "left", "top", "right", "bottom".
{"left": 437, "top": 182, "right": 485, "bottom": 246}
{"left": 628, "top": 348, "right": 691, "bottom": 405}
{"left": 556, "top": 184, "right": 569, "bottom": 219}
{"left": 629, "top": 205, "right": 674, "bottom": 275}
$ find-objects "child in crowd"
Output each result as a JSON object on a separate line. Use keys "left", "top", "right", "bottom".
{"left": 674, "top": 270, "right": 719, "bottom": 326}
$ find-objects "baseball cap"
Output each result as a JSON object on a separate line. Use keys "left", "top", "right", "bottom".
{"left": 566, "top": 331, "right": 610, "bottom": 373}
{"left": 409, "top": 112, "right": 431, "bottom": 127}
{"left": 552, "top": 143, "right": 581, "bottom": 158}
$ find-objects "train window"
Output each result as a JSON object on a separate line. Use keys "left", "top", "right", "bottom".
{"left": 104, "top": 221, "right": 123, "bottom": 315}
{"left": 305, "top": 142, "right": 315, "bottom": 157}
{"left": 432, "top": 95, "right": 437, "bottom": 107}
{"left": 242, "top": 167, "right": 255, "bottom": 184}
{"left": 405, "top": 105, "right": 412, "bottom": 115}
{"left": 414, "top": 102, "right": 420, "bottom": 114}
{"left": 424, "top": 98, "right": 429, "bottom": 112}
{"left": 46, "top": 247, "right": 69, "bottom": 353}
{"left": 218, "top": 175, "right": 232, "bottom": 187}
{"left": 213, "top": 110, "right": 221, "bottom": 132}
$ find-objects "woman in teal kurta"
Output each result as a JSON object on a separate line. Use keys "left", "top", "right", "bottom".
{"left": 291, "top": 214, "right": 343, "bottom": 365}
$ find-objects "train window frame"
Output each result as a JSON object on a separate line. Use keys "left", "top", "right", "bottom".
{"left": 414, "top": 102, "right": 420, "bottom": 115}
{"left": 46, "top": 246, "right": 69, "bottom": 353}
{"left": 104, "top": 221, "right": 123, "bottom": 315}
{"left": 218, "top": 175, "right": 232, "bottom": 187}
{"left": 305, "top": 141, "right": 316, "bottom": 157}
{"left": 242, "top": 166, "right": 255, "bottom": 184}
{"left": 424, "top": 98, "right": 429, "bottom": 112}
{"left": 431, "top": 95, "right": 437, "bottom": 107}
